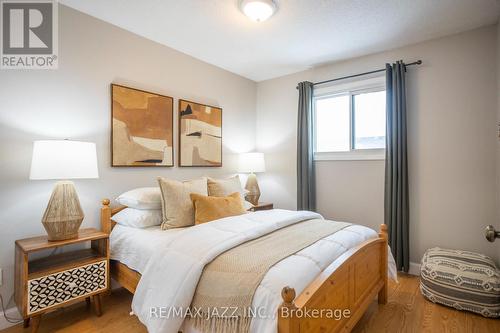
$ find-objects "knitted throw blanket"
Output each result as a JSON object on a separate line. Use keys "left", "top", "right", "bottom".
{"left": 190, "top": 218, "right": 351, "bottom": 333}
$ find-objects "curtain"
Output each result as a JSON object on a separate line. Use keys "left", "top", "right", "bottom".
{"left": 297, "top": 81, "right": 316, "bottom": 211}
{"left": 385, "top": 61, "right": 410, "bottom": 272}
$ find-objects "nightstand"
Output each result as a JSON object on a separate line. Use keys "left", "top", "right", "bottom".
{"left": 249, "top": 202, "right": 274, "bottom": 212}
{"left": 14, "top": 228, "right": 109, "bottom": 333}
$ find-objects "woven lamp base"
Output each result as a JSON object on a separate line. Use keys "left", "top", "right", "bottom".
{"left": 244, "top": 173, "right": 261, "bottom": 206}
{"left": 42, "top": 181, "right": 84, "bottom": 241}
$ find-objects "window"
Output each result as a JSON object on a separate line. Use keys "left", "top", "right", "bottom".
{"left": 353, "top": 90, "right": 386, "bottom": 150}
{"left": 314, "top": 77, "right": 386, "bottom": 160}
{"left": 315, "top": 95, "right": 350, "bottom": 152}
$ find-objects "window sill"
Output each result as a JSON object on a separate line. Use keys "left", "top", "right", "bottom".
{"left": 314, "top": 150, "right": 385, "bottom": 161}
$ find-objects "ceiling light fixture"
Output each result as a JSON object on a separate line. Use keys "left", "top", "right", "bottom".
{"left": 240, "top": 0, "right": 277, "bottom": 22}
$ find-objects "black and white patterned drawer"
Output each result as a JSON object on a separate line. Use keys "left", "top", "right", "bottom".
{"left": 28, "top": 260, "right": 107, "bottom": 314}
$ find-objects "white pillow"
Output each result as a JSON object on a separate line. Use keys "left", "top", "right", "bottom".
{"left": 116, "top": 187, "right": 161, "bottom": 210}
{"left": 112, "top": 208, "right": 162, "bottom": 228}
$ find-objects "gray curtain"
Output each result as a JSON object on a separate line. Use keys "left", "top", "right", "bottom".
{"left": 297, "top": 81, "right": 316, "bottom": 211}
{"left": 385, "top": 61, "right": 410, "bottom": 272}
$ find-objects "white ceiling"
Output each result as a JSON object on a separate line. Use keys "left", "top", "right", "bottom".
{"left": 60, "top": 0, "right": 500, "bottom": 82}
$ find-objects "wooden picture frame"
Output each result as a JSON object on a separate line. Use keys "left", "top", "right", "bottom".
{"left": 178, "top": 99, "right": 222, "bottom": 167}
{"left": 111, "top": 84, "right": 174, "bottom": 167}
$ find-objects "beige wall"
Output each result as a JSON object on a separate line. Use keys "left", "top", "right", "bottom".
{"left": 256, "top": 25, "right": 500, "bottom": 264}
{"left": 0, "top": 5, "right": 256, "bottom": 308}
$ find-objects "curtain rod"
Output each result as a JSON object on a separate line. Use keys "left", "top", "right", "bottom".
{"left": 296, "top": 60, "right": 422, "bottom": 89}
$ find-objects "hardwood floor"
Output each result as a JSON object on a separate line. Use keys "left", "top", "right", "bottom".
{"left": 2, "top": 274, "right": 499, "bottom": 333}
{"left": 1, "top": 290, "right": 147, "bottom": 333}
{"left": 352, "top": 274, "right": 500, "bottom": 333}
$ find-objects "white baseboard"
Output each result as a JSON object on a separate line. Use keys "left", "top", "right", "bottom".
{"left": 0, "top": 306, "right": 22, "bottom": 330}
{"left": 408, "top": 261, "right": 421, "bottom": 276}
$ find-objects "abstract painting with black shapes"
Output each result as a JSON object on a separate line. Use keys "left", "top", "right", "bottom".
{"left": 179, "top": 100, "right": 222, "bottom": 167}
{"left": 111, "top": 84, "right": 174, "bottom": 166}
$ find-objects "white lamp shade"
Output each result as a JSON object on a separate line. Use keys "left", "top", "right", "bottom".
{"left": 30, "top": 140, "right": 99, "bottom": 180}
{"left": 238, "top": 152, "right": 266, "bottom": 173}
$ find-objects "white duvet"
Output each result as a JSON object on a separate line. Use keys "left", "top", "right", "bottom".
{"left": 110, "top": 209, "right": 397, "bottom": 333}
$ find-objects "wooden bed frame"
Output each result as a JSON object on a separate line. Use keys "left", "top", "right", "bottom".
{"left": 101, "top": 199, "right": 388, "bottom": 333}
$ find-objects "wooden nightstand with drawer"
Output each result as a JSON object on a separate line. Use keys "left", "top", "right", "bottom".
{"left": 14, "top": 228, "right": 109, "bottom": 333}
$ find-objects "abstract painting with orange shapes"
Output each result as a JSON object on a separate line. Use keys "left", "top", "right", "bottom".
{"left": 179, "top": 99, "right": 222, "bottom": 167}
{"left": 111, "top": 84, "right": 173, "bottom": 166}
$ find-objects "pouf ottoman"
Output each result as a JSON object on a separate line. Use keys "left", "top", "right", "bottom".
{"left": 420, "top": 247, "right": 500, "bottom": 317}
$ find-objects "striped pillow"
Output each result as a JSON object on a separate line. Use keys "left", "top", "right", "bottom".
{"left": 420, "top": 247, "right": 500, "bottom": 317}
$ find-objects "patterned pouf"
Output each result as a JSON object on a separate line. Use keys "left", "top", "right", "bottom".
{"left": 420, "top": 247, "right": 500, "bottom": 317}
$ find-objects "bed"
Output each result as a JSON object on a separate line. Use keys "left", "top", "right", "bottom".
{"left": 101, "top": 199, "right": 393, "bottom": 333}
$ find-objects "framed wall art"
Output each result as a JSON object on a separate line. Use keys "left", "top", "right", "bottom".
{"left": 178, "top": 99, "right": 222, "bottom": 167}
{"left": 111, "top": 84, "right": 174, "bottom": 167}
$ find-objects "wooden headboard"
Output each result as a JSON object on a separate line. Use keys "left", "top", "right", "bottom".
{"left": 100, "top": 199, "right": 126, "bottom": 234}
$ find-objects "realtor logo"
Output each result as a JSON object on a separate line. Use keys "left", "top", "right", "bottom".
{"left": 1, "top": 0, "right": 58, "bottom": 69}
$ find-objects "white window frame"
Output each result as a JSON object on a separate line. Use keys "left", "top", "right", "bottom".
{"left": 313, "top": 75, "right": 386, "bottom": 161}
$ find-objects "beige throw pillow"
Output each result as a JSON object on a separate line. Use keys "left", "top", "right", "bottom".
{"left": 207, "top": 175, "right": 246, "bottom": 198}
{"left": 158, "top": 177, "right": 208, "bottom": 229}
{"left": 208, "top": 175, "right": 255, "bottom": 210}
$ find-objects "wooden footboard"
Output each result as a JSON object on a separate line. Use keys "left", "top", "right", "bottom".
{"left": 278, "top": 224, "right": 388, "bottom": 333}
{"left": 101, "top": 199, "right": 388, "bottom": 333}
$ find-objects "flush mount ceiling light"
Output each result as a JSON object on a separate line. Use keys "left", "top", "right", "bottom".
{"left": 240, "top": 0, "right": 278, "bottom": 22}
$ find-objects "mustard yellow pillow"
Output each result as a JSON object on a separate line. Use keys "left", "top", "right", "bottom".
{"left": 190, "top": 192, "right": 247, "bottom": 225}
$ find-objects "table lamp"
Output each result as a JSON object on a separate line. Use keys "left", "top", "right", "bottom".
{"left": 30, "top": 140, "right": 99, "bottom": 241}
{"left": 238, "top": 152, "right": 265, "bottom": 205}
